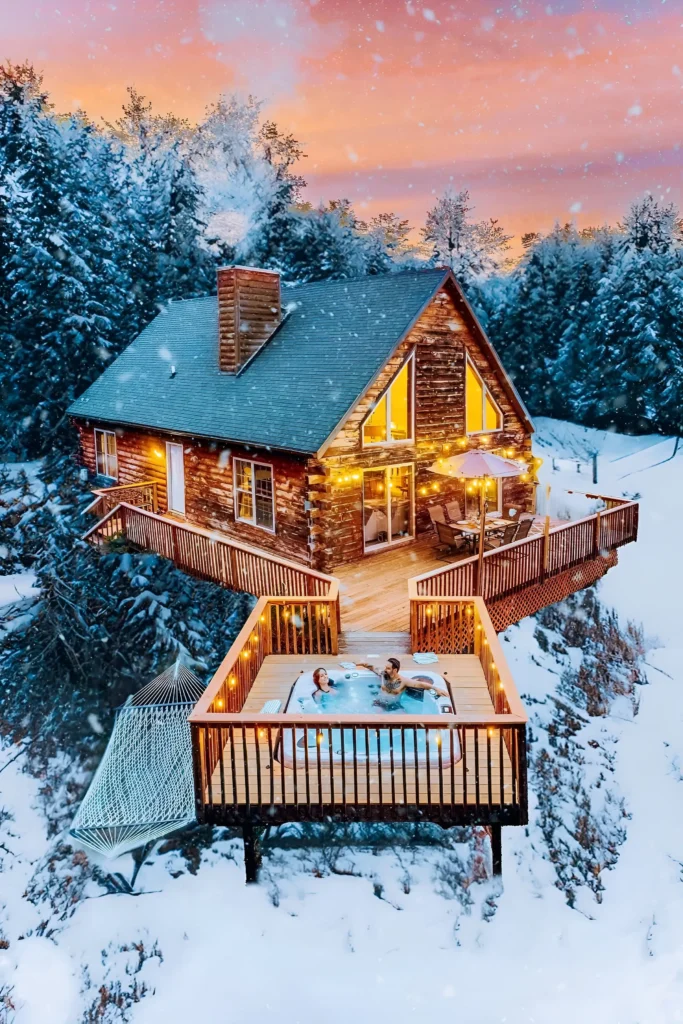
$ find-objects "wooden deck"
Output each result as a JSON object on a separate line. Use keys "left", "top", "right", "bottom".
{"left": 240, "top": 648, "right": 496, "bottom": 716}
{"left": 207, "top": 647, "right": 515, "bottom": 813}
{"left": 335, "top": 517, "right": 564, "bottom": 632}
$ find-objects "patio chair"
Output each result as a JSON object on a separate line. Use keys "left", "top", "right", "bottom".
{"left": 514, "top": 517, "right": 534, "bottom": 541}
{"left": 445, "top": 500, "right": 462, "bottom": 523}
{"left": 502, "top": 505, "right": 524, "bottom": 522}
{"left": 435, "top": 520, "right": 468, "bottom": 555}
{"left": 485, "top": 522, "right": 519, "bottom": 550}
{"left": 428, "top": 505, "right": 448, "bottom": 526}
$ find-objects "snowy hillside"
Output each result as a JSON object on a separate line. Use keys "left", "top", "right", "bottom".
{"left": 1, "top": 419, "right": 681, "bottom": 1024}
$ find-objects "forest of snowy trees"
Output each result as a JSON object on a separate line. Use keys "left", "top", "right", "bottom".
{"left": 1, "top": 59, "right": 682, "bottom": 464}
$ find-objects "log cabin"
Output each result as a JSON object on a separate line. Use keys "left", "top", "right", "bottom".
{"left": 70, "top": 265, "right": 537, "bottom": 574}
{"left": 71, "top": 265, "right": 639, "bottom": 880}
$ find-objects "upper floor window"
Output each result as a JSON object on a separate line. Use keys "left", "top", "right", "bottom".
{"left": 94, "top": 428, "right": 118, "bottom": 480}
{"left": 362, "top": 354, "right": 414, "bottom": 447}
{"left": 234, "top": 458, "right": 275, "bottom": 533}
{"left": 466, "top": 358, "right": 503, "bottom": 434}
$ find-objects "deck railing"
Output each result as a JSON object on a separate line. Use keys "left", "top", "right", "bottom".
{"left": 86, "top": 480, "right": 158, "bottom": 517}
{"left": 190, "top": 589, "right": 341, "bottom": 717}
{"left": 83, "top": 502, "right": 336, "bottom": 599}
{"left": 412, "top": 496, "right": 638, "bottom": 602}
{"left": 189, "top": 594, "right": 527, "bottom": 827}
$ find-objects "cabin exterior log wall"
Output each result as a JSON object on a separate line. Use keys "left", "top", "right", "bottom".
{"left": 309, "top": 286, "right": 534, "bottom": 572}
{"left": 74, "top": 421, "right": 311, "bottom": 565}
{"left": 74, "top": 284, "right": 535, "bottom": 575}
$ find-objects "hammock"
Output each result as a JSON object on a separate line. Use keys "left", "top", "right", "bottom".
{"left": 70, "top": 662, "right": 205, "bottom": 858}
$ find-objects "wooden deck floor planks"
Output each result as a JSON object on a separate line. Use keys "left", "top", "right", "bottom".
{"left": 334, "top": 518, "right": 564, "bottom": 632}
{"left": 209, "top": 647, "right": 514, "bottom": 809}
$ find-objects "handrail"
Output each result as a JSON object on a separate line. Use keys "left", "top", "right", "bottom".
{"left": 83, "top": 502, "right": 337, "bottom": 596}
{"left": 92, "top": 479, "right": 158, "bottom": 496}
{"left": 191, "top": 586, "right": 340, "bottom": 719}
{"left": 411, "top": 500, "right": 639, "bottom": 597}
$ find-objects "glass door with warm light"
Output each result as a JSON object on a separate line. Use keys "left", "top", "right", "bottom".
{"left": 363, "top": 464, "right": 414, "bottom": 551}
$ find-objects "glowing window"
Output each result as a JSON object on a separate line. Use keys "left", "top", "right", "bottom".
{"left": 466, "top": 358, "right": 502, "bottom": 434}
{"left": 94, "top": 429, "right": 118, "bottom": 480}
{"left": 234, "top": 458, "right": 275, "bottom": 532}
{"left": 363, "top": 356, "right": 414, "bottom": 446}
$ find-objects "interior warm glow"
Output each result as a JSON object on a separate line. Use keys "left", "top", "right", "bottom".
{"left": 466, "top": 363, "right": 484, "bottom": 434}
{"left": 466, "top": 360, "right": 502, "bottom": 434}
{"left": 363, "top": 358, "right": 412, "bottom": 446}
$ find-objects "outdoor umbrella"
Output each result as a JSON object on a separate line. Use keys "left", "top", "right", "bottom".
{"left": 428, "top": 450, "right": 527, "bottom": 592}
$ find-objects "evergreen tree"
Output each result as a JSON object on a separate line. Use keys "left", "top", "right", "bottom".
{"left": 421, "top": 188, "right": 512, "bottom": 285}
{"left": 0, "top": 77, "right": 131, "bottom": 456}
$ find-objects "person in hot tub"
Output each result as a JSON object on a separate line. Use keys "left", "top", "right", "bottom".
{"left": 357, "top": 657, "right": 448, "bottom": 708}
{"left": 311, "top": 667, "right": 339, "bottom": 704}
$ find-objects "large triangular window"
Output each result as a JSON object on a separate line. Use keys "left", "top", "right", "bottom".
{"left": 466, "top": 357, "right": 503, "bottom": 434}
{"left": 362, "top": 354, "right": 414, "bottom": 447}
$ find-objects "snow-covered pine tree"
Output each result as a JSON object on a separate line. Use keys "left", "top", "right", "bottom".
{"left": 0, "top": 64, "right": 131, "bottom": 457}
{"left": 421, "top": 188, "right": 512, "bottom": 285}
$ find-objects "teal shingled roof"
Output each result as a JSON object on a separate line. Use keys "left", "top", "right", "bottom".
{"left": 68, "top": 269, "right": 452, "bottom": 454}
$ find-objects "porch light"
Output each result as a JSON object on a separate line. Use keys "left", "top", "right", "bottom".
{"left": 229, "top": 676, "right": 236, "bottom": 687}
{"left": 153, "top": 449, "right": 163, "bottom": 459}
{"left": 216, "top": 698, "right": 224, "bottom": 709}
{"left": 499, "top": 682, "right": 505, "bottom": 691}
{"left": 420, "top": 487, "right": 427, "bottom": 495}
{"left": 260, "top": 615, "right": 266, "bottom": 623}
{"left": 242, "top": 650, "right": 250, "bottom": 658}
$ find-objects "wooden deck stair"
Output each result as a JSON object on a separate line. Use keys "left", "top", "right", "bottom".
{"left": 338, "top": 630, "right": 412, "bottom": 656}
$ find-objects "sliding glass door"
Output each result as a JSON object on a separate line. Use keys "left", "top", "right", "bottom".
{"left": 363, "top": 464, "right": 414, "bottom": 551}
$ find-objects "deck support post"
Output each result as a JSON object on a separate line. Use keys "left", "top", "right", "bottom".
{"left": 242, "top": 819, "right": 262, "bottom": 883}
{"left": 490, "top": 824, "right": 502, "bottom": 877}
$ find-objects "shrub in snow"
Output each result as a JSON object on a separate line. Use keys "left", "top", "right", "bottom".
{"left": 0, "top": 458, "right": 253, "bottom": 767}
{"left": 527, "top": 588, "right": 646, "bottom": 906}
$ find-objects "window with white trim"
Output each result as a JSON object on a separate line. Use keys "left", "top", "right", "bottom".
{"left": 94, "top": 429, "right": 118, "bottom": 480}
{"left": 362, "top": 354, "right": 414, "bottom": 447}
{"left": 234, "top": 458, "right": 275, "bottom": 532}
{"left": 466, "top": 357, "right": 503, "bottom": 434}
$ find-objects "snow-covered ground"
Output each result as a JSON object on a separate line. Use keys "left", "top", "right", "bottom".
{"left": 1, "top": 419, "right": 682, "bottom": 1024}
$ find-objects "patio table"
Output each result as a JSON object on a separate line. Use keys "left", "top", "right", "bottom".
{"left": 450, "top": 518, "right": 509, "bottom": 552}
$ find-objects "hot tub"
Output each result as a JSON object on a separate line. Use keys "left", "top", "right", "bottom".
{"left": 278, "top": 668, "right": 461, "bottom": 768}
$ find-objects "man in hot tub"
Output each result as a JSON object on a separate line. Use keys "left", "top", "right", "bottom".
{"left": 357, "top": 657, "right": 449, "bottom": 708}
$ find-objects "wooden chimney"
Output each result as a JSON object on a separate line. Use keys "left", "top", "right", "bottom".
{"left": 217, "top": 266, "right": 282, "bottom": 374}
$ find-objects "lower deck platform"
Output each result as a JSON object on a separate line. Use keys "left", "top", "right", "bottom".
{"left": 204, "top": 647, "right": 518, "bottom": 820}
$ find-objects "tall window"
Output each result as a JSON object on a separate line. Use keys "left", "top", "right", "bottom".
{"left": 234, "top": 458, "right": 275, "bottom": 532}
{"left": 94, "top": 429, "right": 118, "bottom": 480}
{"left": 362, "top": 355, "right": 414, "bottom": 447}
{"left": 466, "top": 358, "right": 503, "bottom": 434}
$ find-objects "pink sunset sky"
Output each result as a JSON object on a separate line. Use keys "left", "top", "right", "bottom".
{"left": 3, "top": 0, "right": 681, "bottom": 240}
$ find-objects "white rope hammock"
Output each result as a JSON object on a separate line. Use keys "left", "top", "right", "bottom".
{"left": 70, "top": 663, "right": 205, "bottom": 858}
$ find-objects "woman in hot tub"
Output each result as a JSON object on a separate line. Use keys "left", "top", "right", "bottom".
{"left": 357, "top": 657, "right": 449, "bottom": 708}
{"left": 311, "top": 667, "right": 339, "bottom": 705}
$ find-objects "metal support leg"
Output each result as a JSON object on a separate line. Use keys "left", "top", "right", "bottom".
{"left": 490, "top": 824, "right": 502, "bottom": 877}
{"left": 243, "top": 819, "right": 262, "bottom": 883}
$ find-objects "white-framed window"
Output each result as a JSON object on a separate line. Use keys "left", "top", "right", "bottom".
{"left": 362, "top": 353, "right": 415, "bottom": 448}
{"left": 94, "top": 428, "right": 118, "bottom": 480}
{"left": 466, "top": 356, "right": 503, "bottom": 434}
{"left": 234, "top": 458, "right": 275, "bottom": 533}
